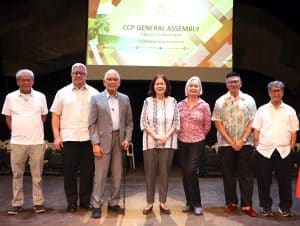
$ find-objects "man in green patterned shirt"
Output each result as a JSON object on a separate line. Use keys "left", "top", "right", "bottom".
{"left": 212, "top": 72, "right": 257, "bottom": 217}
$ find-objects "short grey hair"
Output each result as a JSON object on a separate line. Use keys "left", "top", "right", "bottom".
{"left": 185, "top": 76, "right": 203, "bottom": 96}
{"left": 71, "top": 62, "right": 87, "bottom": 73}
{"left": 104, "top": 69, "right": 120, "bottom": 80}
{"left": 267, "top": 80, "right": 285, "bottom": 91}
{"left": 16, "top": 69, "right": 34, "bottom": 80}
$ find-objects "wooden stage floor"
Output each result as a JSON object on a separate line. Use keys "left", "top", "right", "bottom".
{"left": 1, "top": 168, "right": 300, "bottom": 226}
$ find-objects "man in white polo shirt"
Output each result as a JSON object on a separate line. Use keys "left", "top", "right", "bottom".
{"left": 2, "top": 69, "right": 48, "bottom": 215}
{"left": 252, "top": 80, "right": 299, "bottom": 217}
{"left": 50, "top": 63, "right": 99, "bottom": 212}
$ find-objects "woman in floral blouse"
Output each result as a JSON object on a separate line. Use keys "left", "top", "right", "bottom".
{"left": 178, "top": 76, "right": 211, "bottom": 215}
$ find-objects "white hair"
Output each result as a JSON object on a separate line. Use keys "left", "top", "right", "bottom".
{"left": 185, "top": 76, "right": 203, "bottom": 96}
{"left": 16, "top": 69, "right": 34, "bottom": 80}
{"left": 71, "top": 62, "right": 87, "bottom": 73}
{"left": 268, "top": 80, "right": 285, "bottom": 91}
{"left": 104, "top": 69, "right": 120, "bottom": 80}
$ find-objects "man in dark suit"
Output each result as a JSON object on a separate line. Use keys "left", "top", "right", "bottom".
{"left": 89, "top": 69, "right": 133, "bottom": 218}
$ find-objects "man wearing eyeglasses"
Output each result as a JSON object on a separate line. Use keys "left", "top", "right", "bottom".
{"left": 88, "top": 69, "right": 133, "bottom": 218}
{"left": 252, "top": 81, "right": 298, "bottom": 217}
{"left": 50, "top": 63, "right": 99, "bottom": 212}
{"left": 212, "top": 72, "right": 257, "bottom": 217}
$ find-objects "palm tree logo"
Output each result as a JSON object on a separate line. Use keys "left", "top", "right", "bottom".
{"left": 88, "top": 14, "right": 111, "bottom": 43}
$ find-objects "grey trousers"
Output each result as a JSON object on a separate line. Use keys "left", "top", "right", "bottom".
{"left": 10, "top": 143, "right": 46, "bottom": 206}
{"left": 91, "top": 131, "right": 122, "bottom": 208}
{"left": 143, "top": 148, "right": 174, "bottom": 204}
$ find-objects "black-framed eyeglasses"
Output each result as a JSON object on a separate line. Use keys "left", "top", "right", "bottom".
{"left": 226, "top": 79, "right": 240, "bottom": 84}
{"left": 72, "top": 72, "right": 87, "bottom": 77}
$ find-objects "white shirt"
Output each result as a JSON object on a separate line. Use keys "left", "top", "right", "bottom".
{"left": 252, "top": 102, "right": 299, "bottom": 159}
{"left": 1, "top": 89, "right": 48, "bottom": 145}
{"left": 105, "top": 90, "right": 120, "bottom": 131}
{"left": 50, "top": 83, "right": 99, "bottom": 142}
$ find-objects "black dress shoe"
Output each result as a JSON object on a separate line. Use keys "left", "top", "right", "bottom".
{"left": 80, "top": 203, "right": 92, "bottom": 210}
{"left": 91, "top": 207, "right": 101, "bottom": 218}
{"left": 142, "top": 205, "right": 153, "bottom": 215}
{"left": 159, "top": 204, "right": 171, "bottom": 214}
{"left": 67, "top": 204, "right": 77, "bottom": 212}
{"left": 107, "top": 205, "right": 125, "bottom": 214}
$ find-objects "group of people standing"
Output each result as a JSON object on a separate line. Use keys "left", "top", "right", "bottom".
{"left": 1, "top": 64, "right": 299, "bottom": 220}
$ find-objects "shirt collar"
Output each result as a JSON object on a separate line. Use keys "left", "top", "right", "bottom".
{"left": 224, "top": 90, "right": 246, "bottom": 101}
{"left": 18, "top": 89, "right": 33, "bottom": 97}
{"left": 182, "top": 97, "right": 203, "bottom": 105}
{"left": 71, "top": 83, "right": 87, "bottom": 91}
{"left": 105, "top": 89, "right": 118, "bottom": 98}
{"left": 267, "top": 101, "right": 286, "bottom": 110}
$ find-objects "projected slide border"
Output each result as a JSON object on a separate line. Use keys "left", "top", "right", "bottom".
{"left": 86, "top": 0, "right": 232, "bottom": 81}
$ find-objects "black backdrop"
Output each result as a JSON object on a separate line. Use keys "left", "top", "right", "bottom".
{"left": 0, "top": 0, "right": 299, "bottom": 166}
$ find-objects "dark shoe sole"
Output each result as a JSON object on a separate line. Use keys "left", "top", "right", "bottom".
{"left": 143, "top": 206, "right": 153, "bottom": 215}
{"left": 8, "top": 207, "right": 22, "bottom": 215}
{"left": 91, "top": 214, "right": 101, "bottom": 218}
{"left": 91, "top": 208, "right": 101, "bottom": 218}
{"left": 80, "top": 205, "right": 92, "bottom": 210}
{"left": 107, "top": 205, "right": 125, "bottom": 214}
{"left": 159, "top": 205, "right": 171, "bottom": 214}
{"left": 67, "top": 205, "right": 77, "bottom": 212}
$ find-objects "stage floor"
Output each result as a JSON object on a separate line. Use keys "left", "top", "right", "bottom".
{"left": 1, "top": 167, "right": 300, "bottom": 226}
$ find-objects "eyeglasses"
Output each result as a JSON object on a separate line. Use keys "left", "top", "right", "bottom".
{"left": 72, "top": 72, "right": 87, "bottom": 77}
{"left": 270, "top": 89, "right": 282, "bottom": 93}
{"left": 106, "top": 78, "right": 119, "bottom": 82}
{"left": 227, "top": 79, "right": 240, "bottom": 84}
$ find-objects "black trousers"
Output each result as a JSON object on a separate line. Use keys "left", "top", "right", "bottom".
{"left": 62, "top": 141, "right": 94, "bottom": 206}
{"left": 256, "top": 150, "right": 293, "bottom": 210}
{"left": 178, "top": 140, "right": 205, "bottom": 208}
{"left": 219, "top": 145, "right": 254, "bottom": 207}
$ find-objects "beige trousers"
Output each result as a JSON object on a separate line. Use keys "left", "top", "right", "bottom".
{"left": 10, "top": 143, "right": 45, "bottom": 206}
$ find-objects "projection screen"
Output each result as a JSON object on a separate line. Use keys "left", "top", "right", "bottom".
{"left": 86, "top": 0, "right": 233, "bottom": 82}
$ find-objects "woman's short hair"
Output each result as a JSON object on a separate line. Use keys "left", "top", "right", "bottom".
{"left": 185, "top": 76, "right": 203, "bottom": 96}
